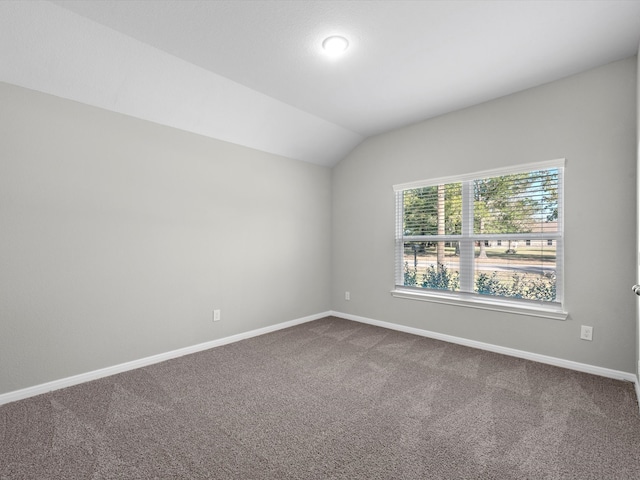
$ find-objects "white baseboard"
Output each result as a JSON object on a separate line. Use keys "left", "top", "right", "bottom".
{"left": 3, "top": 310, "right": 638, "bottom": 410}
{"left": 331, "top": 310, "right": 639, "bottom": 384}
{"left": 0, "top": 311, "right": 329, "bottom": 406}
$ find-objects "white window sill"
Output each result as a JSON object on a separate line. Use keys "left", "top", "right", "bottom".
{"left": 390, "top": 288, "right": 568, "bottom": 321}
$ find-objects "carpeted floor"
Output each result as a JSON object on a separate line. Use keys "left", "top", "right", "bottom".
{"left": 2, "top": 316, "right": 640, "bottom": 479}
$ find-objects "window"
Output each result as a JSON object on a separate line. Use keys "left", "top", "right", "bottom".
{"left": 393, "top": 159, "right": 565, "bottom": 319}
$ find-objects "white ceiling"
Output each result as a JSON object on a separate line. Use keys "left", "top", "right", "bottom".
{"left": 2, "top": 1, "right": 640, "bottom": 166}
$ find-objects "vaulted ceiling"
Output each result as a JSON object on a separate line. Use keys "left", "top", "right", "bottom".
{"left": 2, "top": 1, "right": 640, "bottom": 166}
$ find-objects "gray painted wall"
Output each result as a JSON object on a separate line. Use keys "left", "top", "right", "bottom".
{"left": 1, "top": 56, "right": 637, "bottom": 397}
{"left": 0, "top": 82, "right": 332, "bottom": 395}
{"left": 332, "top": 57, "right": 637, "bottom": 373}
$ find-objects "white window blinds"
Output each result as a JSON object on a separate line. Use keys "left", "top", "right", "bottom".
{"left": 394, "top": 159, "right": 564, "bottom": 306}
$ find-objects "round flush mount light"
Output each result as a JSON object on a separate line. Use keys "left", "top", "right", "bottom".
{"left": 322, "top": 35, "right": 349, "bottom": 56}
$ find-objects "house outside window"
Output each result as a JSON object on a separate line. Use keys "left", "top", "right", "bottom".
{"left": 393, "top": 159, "right": 565, "bottom": 319}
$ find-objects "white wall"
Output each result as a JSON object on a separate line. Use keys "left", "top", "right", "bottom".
{"left": 332, "top": 57, "right": 637, "bottom": 373}
{"left": 0, "top": 82, "right": 332, "bottom": 395}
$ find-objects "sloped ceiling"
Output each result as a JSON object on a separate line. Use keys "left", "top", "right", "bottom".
{"left": 2, "top": 0, "right": 640, "bottom": 166}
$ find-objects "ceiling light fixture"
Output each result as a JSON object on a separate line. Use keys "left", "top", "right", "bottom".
{"left": 322, "top": 35, "right": 349, "bottom": 56}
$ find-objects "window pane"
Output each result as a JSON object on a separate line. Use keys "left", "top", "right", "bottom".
{"left": 403, "top": 183, "right": 462, "bottom": 235}
{"left": 473, "top": 169, "right": 558, "bottom": 235}
{"left": 402, "top": 241, "right": 460, "bottom": 292}
{"left": 474, "top": 240, "right": 556, "bottom": 301}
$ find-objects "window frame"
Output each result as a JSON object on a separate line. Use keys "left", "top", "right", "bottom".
{"left": 391, "top": 159, "right": 567, "bottom": 320}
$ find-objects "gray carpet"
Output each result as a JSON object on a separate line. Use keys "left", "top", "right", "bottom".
{"left": 2, "top": 316, "right": 640, "bottom": 479}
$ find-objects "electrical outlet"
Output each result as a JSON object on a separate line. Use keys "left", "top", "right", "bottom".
{"left": 580, "top": 325, "right": 593, "bottom": 341}
{"left": 345, "top": 291, "right": 350, "bottom": 301}
{"left": 213, "top": 309, "right": 221, "bottom": 322}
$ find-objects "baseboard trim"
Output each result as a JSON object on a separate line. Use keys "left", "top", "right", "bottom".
{"left": 3, "top": 310, "right": 638, "bottom": 409}
{"left": 331, "top": 311, "right": 638, "bottom": 384}
{"left": 0, "top": 311, "right": 329, "bottom": 406}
